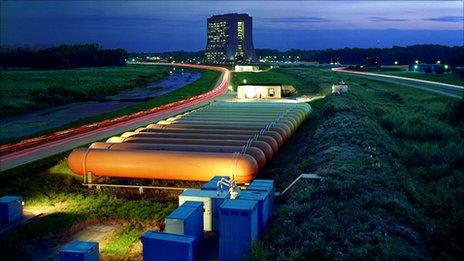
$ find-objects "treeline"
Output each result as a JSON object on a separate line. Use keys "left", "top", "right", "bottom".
{"left": 1, "top": 44, "right": 128, "bottom": 69}
{"left": 256, "top": 45, "right": 464, "bottom": 66}
{"left": 129, "top": 45, "right": 464, "bottom": 66}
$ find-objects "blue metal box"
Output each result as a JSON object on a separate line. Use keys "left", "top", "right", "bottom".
{"left": 219, "top": 199, "right": 258, "bottom": 261}
{"left": 178, "top": 189, "right": 229, "bottom": 232}
{"left": 0, "top": 196, "right": 23, "bottom": 225}
{"left": 165, "top": 201, "right": 204, "bottom": 241}
{"left": 141, "top": 230, "right": 195, "bottom": 261}
{"left": 248, "top": 180, "right": 275, "bottom": 214}
{"left": 59, "top": 241, "right": 99, "bottom": 261}
{"left": 201, "top": 176, "right": 230, "bottom": 191}
{"left": 238, "top": 190, "right": 269, "bottom": 234}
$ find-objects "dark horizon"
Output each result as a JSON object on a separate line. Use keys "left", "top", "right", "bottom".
{"left": 1, "top": 1, "right": 463, "bottom": 52}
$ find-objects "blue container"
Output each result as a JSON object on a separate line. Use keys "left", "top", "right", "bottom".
{"left": 0, "top": 196, "right": 23, "bottom": 225}
{"left": 165, "top": 201, "right": 204, "bottom": 241}
{"left": 201, "top": 176, "right": 230, "bottom": 191}
{"left": 59, "top": 241, "right": 99, "bottom": 261}
{"left": 248, "top": 180, "right": 275, "bottom": 214}
{"left": 238, "top": 190, "right": 269, "bottom": 234}
{"left": 219, "top": 199, "right": 258, "bottom": 261}
{"left": 178, "top": 189, "right": 229, "bottom": 232}
{"left": 141, "top": 231, "right": 195, "bottom": 261}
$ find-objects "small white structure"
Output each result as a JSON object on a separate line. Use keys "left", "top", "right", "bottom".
{"left": 234, "top": 65, "right": 260, "bottom": 72}
{"left": 237, "top": 85, "right": 282, "bottom": 99}
{"left": 332, "top": 81, "right": 349, "bottom": 94}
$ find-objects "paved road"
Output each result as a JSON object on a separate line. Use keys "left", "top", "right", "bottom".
{"left": 0, "top": 64, "right": 230, "bottom": 172}
{"left": 332, "top": 68, "right": 464, "bottom": 99}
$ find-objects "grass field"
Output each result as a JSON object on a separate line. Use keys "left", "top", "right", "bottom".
{"left": 1, "top": 66, "right": 221, "bottom": 144}
{"left": 252, "top": 67, "right": 463, "bottom": 259}
{"left": 380, "top": 71, "right": 464, "bottom": 86}
{"left": 0, "top": 65, "right": 171, "bottom": 117}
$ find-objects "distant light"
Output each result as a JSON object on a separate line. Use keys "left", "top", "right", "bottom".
{"left": 131, "top": 58, "right": 135, "bottom": 62}
{"left": 444, "top": 65, "right": 449, "bottom": 69}
{"left": 394, "top": 61, "right": 398, "bottom": 65}
{"left": 243, "top": 79, "right": 247, "bottom": 84}
{"left": 415, "top": 60, "right": 419, "bottom": 64}
{"left": 436, "top": 60, "right": 441, "bottom": 64}
{"left": 414, "top": 65, "right": 418, "bottom": 69}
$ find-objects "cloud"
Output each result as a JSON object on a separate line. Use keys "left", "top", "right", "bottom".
{"left": 257, "top": 16, "right": 331, "bottom": 23}
{"left": 423, "top": 16, "right": 464, "bottom": 22}
{"left": 369, "top": 17, "right": 408, "bottom": 22}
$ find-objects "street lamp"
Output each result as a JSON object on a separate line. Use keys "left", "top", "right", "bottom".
{"left": 415, "top": 60, "right": 419, "bottom": 64}
{"left": 437, "top": 60, "right": 441, "bottom": 64}
{"left": 394, "top": 61, "right": 398, "bottom": 65}
{"left": 444, "top": 65, "right": 449, "bottom": 70}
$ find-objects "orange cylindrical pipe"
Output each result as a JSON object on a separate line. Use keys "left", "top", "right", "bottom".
{"left": 209, "top": 102, "right": 311, "bottom": 114}
{"left": 108, "top": 137, "right": 274, "bottom": 161}
{"left": 179, "top": 114, "right": 299, "bottom": 129}
{"left": 187, "top": 111, "right": 304, "bottom": 125}
{"left": 136, "top": 128, "right": 284, "bottom": 147}
{"left": 155, "top": 121, "right": 293, "bottom": 137}
{"left": 67, "top": 148, "right": 258, "bottom": 183}
{"left": 120, "top": 132, "right": 280, "bottom": 153}
{"left": 89, "top": 142, "right": 267, "bottom": 169}
{"left": 146, "top": 123, "right": 290, "bottom": 141}
{"left": 168, "top": 118, "right": 297, "bottom": 133}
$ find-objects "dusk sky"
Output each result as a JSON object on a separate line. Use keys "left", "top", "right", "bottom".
{"left": 1, "top": 1, "right": 463, "bottom": 52}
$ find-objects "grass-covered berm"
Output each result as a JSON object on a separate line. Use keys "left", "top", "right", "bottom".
{"left": 251, "top": 67, "right": 464, "bottom": 259}
{"left": 0, "top": 156, "right": 204, "bottom": 259}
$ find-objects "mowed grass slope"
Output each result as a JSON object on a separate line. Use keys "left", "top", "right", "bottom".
{"left": 253, "top": 67, "right": 464, "bottom": 259}
{"left": 0, "top": 65, "right": 171, "bottom": 117}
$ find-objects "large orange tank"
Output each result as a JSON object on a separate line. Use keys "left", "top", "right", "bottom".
{"left": 156, "top": 120, "right": 293, "bottom": 136}
{"left": 119, "top": 132, "right": 280, "bottom": 153}
{"left": 135, "top": 127, "right": 284, "bottom": 147}
{"left": 146, "top": 123, "right": 290, "bottom": 141}
{"left": 210, "top": 102, "right": 312, "bottom": 113}
{"left": 106, "top": 137, "right": 274, "bottom": 161}
{"left": 176, "top": 115, "right": 299, "bottom": 129}
{"left": 89, "top": 142, "right": 267, "bottom": 169}
{"left": 193, "top": 109, "right": 308, "bottom": 123}
{"left": 184, "top": 111, "right": 304, "bottom": 125}
{"left": 67, "top": 148, "right": 258, "bottom": 183}
{"left": 166, "top": 118, "right": 297, "bottom": 133}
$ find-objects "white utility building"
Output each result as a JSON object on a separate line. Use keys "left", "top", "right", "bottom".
{"left": 237, "top": 85, "right": 282, "bottom": 99}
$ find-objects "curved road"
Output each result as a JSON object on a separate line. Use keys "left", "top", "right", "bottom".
{"left": 0, "top": 63, "right": 231, "bottom": 172}
{"left": 332, "top": 67, "right": 464, "bottom": 99}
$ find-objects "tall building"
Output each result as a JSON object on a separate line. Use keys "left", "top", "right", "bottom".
{"left": 205, "top": 13, "right": 257, "bottom": 64}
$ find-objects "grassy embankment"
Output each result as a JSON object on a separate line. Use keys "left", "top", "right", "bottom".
{"left": 0, "top": 65, "right": 221, "bottom": 144}
{"left": 248, "top": 67, "right": 463, "bottom": 259}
